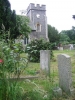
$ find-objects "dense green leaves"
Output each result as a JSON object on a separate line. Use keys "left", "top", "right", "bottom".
{"left": 0, "top": 0, "right": 11, "bottom": 30}
{"left": 26, "top": 39, "right": 53, "bottom": 62}
{"left": 16, "top": 15, "right": 31, "bottom": 38}
{"left": 59, "top": 30, "right": 75, "bottom": 44}
{"left": 0, "top": 0, "right": 17, "bottom": 39}
{"left": 59, "top": 31, "right": 70, "bottom": 44}
{"left": 48, "top": 24, "right": 60, "bottom": 43}
{"left": 0, "top": 0, "right": 31, "bottom": 39}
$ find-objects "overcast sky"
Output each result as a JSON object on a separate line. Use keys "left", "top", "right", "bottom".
{"left": 9, "top": 0, "right": 75, "bottom": 32}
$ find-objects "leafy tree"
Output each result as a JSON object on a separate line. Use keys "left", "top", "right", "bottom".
{"left": 48, "top": 24, "right": 60, "bottom": 43}
{"left": 10, "top": 10, "right": 17, "bottom": 39}
{"left": 0, "top": 0, "right": 31, "bottom": 39}
{"left": 0, "top": 0, "right": 16, "bottom": 39}
{"left": 59, "top": 31, "right": 70, "bottom": 44}
{"left": 16, "top": 15, "right": 31, "bottom": 38}
{"left": 0, "top": 0, "right": 11, "bottom": 30}
{"left": 66, "top": 30, "right": 75, "bottom": 41}
{"left": 60, "top": 30, "right": 75, "bottom": 43}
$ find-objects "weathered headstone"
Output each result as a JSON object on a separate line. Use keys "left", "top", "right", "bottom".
{"left": 58, "top": 47, "right": 63, "bottom": 50}
{"left": 69, "top": 44, "right": 74, "bottom": 50}
{"left": 40, "top": 50, "right": 50, "bottom": 76}
{"left": 53, "top": 87, "right": 62, "bottom": 97}
{"left": 57, "top": 54, "right": 73, "bottom": 94}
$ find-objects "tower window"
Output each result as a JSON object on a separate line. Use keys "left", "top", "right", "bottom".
{"left": 36, "top": 23, "right": 41, "bottom": 32}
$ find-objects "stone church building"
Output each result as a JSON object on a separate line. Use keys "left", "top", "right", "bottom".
{"left": 25, "top": 3, "right": 48, "bottom": 43}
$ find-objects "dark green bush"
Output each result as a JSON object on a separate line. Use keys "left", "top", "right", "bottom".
{"left": 25, "top": 39, "right": 53, "bottom": 62}
{"left": 50, "top": 43, "right": 57, "bottom": 50}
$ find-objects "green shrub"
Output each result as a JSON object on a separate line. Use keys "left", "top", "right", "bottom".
{"left": 50, "top": 43, "right": 57, "bottom": 50}
{"left": 25, "top": 39, "right": 53, "bottom": 62}
{"left": 0, "top": 40, "right": 28, "bottom": 100}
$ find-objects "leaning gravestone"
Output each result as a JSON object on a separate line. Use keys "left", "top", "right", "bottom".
{"left": 57, "top": 54, "right": 74, "bottom": 94}
{"left": 40, "top": 50, "right": 50, "bottom": 76}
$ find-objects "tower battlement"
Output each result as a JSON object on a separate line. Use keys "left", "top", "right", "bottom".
{"left": 27, "top": 3, "right": 46, "bottom": 13}
{"left": 26, "top": 3, "right": 48, "bottom": 42}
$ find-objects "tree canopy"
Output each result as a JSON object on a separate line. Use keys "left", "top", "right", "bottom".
{"left": 16, "top": 15, "right": 31, "bottom": 38}
{"left": 0, "top": 0, "right": 31, "bottom": 39}
{"left": 48, "top": 24, "right": 60, "bottom": 43}
{"left": 59, "top": 31, "right": 70, "bottom": 44}
{"left": 59, "top": 29, "right": 75, "bottom": 44}
{"left": 0, "top": 0, "right": 11, "bottom": 30}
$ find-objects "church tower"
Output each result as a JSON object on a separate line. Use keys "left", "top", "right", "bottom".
{"left": 26, "top": 3, "right": 48, "bottom": 42}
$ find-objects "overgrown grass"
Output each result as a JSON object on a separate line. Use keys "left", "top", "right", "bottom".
{"left": 19, "top": 50, "right": 75, "bottom": 100}
{"left": 1, "top": 49, "right": 74, "bottom": 100}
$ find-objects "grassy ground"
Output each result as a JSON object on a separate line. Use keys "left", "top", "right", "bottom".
{"left": 20, "top": 50, "right": 75, "bottom": 100}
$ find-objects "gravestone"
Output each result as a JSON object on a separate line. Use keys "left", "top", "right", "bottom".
{"left": 57, "top": 54, "right": 73, "bottom": 94}
{"left": 69, "top": 44, "right": 74, "bottom": 50}
{"left": 15, "top": 39, "right": 25, "bottom": 50}
{"left": 40, "top": 50, "right": 50, "bottom": 76}
{"left": 59, "top": 47, "right": 63, "bottom": 50}
{"left": 53, "top": 87, "right": 62, "bottom": 97}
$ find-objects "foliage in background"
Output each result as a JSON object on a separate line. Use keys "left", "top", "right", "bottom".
{"left": 0, "top": 0, "right": 31, "bottom": 39}
{"left": 48, "top": 23, "right": 75, "bottom": 46}
{"left": 16, "top": 15, "right": 31, "bottom": 38}
{"left": 59, "top": 32, "right": 70, "bottom": 45}
{"left": 48, "top": 24, "right": 60, "bottom": 43}
{"left": 25, "top": 39, "right": 53, "bottom": 62}
{"left": 59, "top": 30, "right": 75, "bottom": 44}
{"left": 48, "top": 24, "right": 60, "bottom": 49}
{"left": 0, "top": 0, "right": 17, "bottom": 39}
{"left": 0, "top": 0, "right": 11, "bottom": 30}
